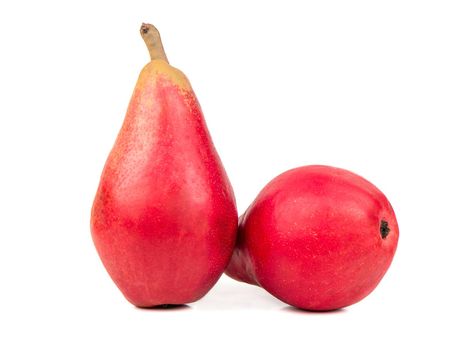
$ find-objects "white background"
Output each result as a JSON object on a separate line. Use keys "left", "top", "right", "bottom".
{"left": 1, "top": 0, "right": 459, "bottom": 349}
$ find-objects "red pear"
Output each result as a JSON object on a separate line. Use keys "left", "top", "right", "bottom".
{"left": 91, "top": 24, "right": 237, "bottom": 307}
{"left": 226, "top": 165, "right": 398, "bottom": 311}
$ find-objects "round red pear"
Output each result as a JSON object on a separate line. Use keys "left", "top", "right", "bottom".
{"left": 226, "top": 165, "right": 399, "bottom": 311}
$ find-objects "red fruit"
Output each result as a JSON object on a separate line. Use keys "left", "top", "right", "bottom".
{"left": 226, "top": 165, "right": 399, "bottom": 311}
{"left": 90, "top": 24, "right": 237, "bottom": 307}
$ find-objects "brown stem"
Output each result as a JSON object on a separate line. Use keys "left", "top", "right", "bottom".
{"left": 140, "top": 23, "right": 169, "bottom": 63}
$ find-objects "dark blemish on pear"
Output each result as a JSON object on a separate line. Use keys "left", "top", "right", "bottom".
{"left": 380, "top": 220, "right": 390, "bottom": 239}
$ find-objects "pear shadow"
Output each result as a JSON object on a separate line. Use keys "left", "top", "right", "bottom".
{"left": 196, "top": 276, "right": 287, "bottom": 310}
{"left": 282, "top": 306, "right": 348, "bottom": 314}
{"left": 135, "top": 304, "right": 191, "bottom": 312}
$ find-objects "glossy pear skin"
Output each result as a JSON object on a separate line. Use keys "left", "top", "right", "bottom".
{"left": 91, "top": 60, "right": 237, "bottom": 307}
{"left": 226, "top": 165, "right": 398, "bottom": 311}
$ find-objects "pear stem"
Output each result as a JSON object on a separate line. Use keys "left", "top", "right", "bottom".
{"left": 140, "top": 23, "right": 169, "bottom": 63}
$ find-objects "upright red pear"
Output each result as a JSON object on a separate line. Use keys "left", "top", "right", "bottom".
{"left": 91, "top": 24, "right": 237, "bottom": 307}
